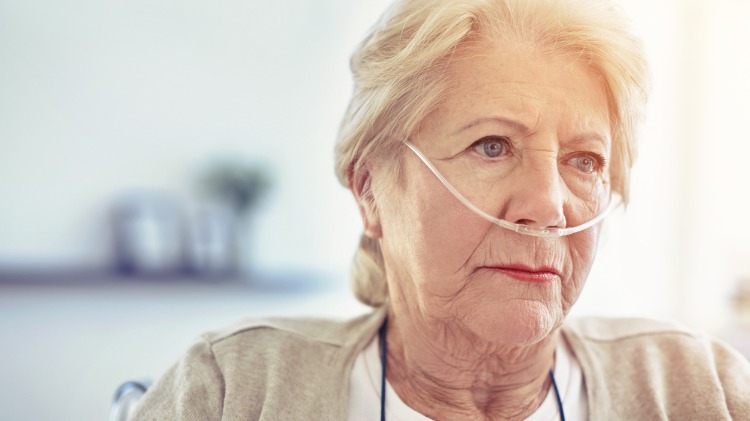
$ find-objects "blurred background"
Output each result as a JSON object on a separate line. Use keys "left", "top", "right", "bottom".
{"left": 1, "top": 0, "right": 749, "bottom": 419}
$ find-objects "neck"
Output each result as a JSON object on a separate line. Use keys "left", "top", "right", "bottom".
{"left": 383, "top": 312, "right": 558, "bottom": 421}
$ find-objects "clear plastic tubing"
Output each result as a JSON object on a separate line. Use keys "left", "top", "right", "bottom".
{"left": 403, "top": 141, "right": 617, "bottom": 238}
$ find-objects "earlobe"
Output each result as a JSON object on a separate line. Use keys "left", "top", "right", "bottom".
{"left": 348, "top": 165, "right": 383, "bottom": 239}
{"left": 358, "top": 204, "right": 382, "bottom": 239}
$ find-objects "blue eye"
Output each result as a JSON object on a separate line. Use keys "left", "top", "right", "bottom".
{"left": 472, "top": 136, "right": 509, "bottom": 158}
{"left": 566, "top": 154, "right": 603, "bottom": 174}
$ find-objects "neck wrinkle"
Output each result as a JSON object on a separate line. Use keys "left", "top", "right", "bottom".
{"left": 383, "top": 313, "right": 558, "bottom": 420}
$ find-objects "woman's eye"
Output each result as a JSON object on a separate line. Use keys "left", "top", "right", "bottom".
{"left": 566, "top": 154, "right": 603, "bottom": 174}
{"left": 472, "top": 136, "right": 509, "bottom": 158}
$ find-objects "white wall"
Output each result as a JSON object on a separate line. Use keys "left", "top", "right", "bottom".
{"left": 1, "top": 0, "right": 749, "bottom": 331}
{"left": 0, "top": 0, "right": 392, "bottom": 273}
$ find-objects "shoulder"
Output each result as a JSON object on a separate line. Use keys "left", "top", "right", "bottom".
{"left": 561, "top": 315, "right": 748, "bottom": 370}
{"left": 561, "top": 316, "right": 721, "bottom": 376}
{"left": 203, "top": 310, "right": 380, "bottom": 349}
{"left": 132, "top": 310, "right": 385, "bottom": 420}
{"left": 561, "top": 315, "right": 748, "bottom": 363}
{"left": 562, "top": 316, "right": 750, "bottom": 419}
{"left": 194, "top": 309, "right": 385, "bottom": 373}
{"left": 562, "top": 315, "right": 696, "bottom": 342}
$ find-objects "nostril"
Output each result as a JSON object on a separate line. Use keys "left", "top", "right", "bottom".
{"left": 511, "top": 212, "right": 567, "bottom": 230}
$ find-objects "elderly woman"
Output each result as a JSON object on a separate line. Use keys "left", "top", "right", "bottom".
{"left": 132, "top": 0, "right": 750, "bottom": 419}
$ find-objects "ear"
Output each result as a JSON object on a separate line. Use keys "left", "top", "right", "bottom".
{"left": 348, "top": 165, "right": 382, "bottom": 239}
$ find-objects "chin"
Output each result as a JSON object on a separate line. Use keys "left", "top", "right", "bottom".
{"left": 466, "top": 299, "right": 561, "bottom": 347}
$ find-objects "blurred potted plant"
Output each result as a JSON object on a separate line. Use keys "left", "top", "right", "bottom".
{"left": 200, "top": 160, "right": 272, "bottom": 217}
{"left": 189, "top": 158, "right": 273, "bottom": 277}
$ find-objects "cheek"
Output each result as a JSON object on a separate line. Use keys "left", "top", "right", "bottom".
{"left": 379, "top": 164, "right": 490, "bottom": 298}
{"left": 416, "top": 199, "right": 480, "bottom": 270}
{"left": 561, "top": 226, "right": 601, "bottom": 313}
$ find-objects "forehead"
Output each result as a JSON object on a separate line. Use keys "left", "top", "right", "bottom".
{"left": 419, "top": 39, "right": 610, "bottom": 144}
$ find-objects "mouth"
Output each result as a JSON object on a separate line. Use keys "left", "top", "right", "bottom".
{"left": 482, "top": 264, "right": 561, "bottom": 283}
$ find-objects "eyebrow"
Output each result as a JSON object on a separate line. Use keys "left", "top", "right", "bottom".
{"left": 567, "top": 132, "right": 611, "bottom": 148}
{"left": 452, "top": 116, "right": 610, "bottom": 146}
{"left": 451, "top": 116, "right": 530, "bottom": 136}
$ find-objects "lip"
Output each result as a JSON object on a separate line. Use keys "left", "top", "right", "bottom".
{"left": 483, "top": 264, "right": 561, "bottom": 283}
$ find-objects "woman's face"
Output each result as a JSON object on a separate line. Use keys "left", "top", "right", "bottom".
{"left": 367, "top": 40, "right": 612, "bottom": 346}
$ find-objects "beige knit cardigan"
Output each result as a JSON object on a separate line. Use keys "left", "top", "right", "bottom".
{"left": 131, "top": 307, "right": 750, "bottom": 420}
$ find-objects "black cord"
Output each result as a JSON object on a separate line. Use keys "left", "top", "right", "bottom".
{"left": 379, "top": 318, "right": 388, "bottom": 421}
{"left": 550, "top": 368, "right": 566, "bottom": 421}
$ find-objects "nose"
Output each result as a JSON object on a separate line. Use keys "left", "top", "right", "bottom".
{"left": 501, "top": 156, "right": 567, "bottom": 229}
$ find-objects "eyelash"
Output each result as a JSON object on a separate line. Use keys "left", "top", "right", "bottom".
{"left": 565, "top": 152, "right": 608, "bottom": 175}
{"left": 469, "top": 136, "right": 513, "bottom": 158}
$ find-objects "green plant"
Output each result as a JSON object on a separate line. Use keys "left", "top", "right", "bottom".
{"left": 198, "top": 159, "right": 273, "bottom": 216}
